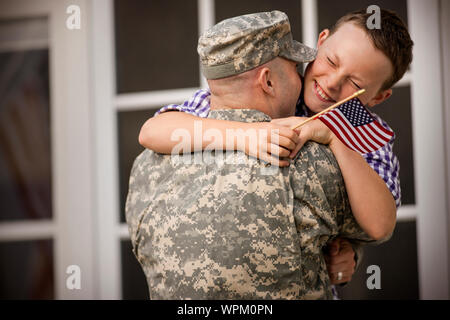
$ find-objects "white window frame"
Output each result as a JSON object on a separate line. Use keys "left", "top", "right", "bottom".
{"left": 0, "top": 0, "right": 97, "bottom": 299}
{"left": 407, "top": 0, "right": 449, "bottom": 299}
{"left": 440, "top": 0, "right": 450, "bottom": 295}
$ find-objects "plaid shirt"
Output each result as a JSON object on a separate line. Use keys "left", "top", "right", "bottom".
{"left": 156, "top": 89, "right": 401, "bottom": 207}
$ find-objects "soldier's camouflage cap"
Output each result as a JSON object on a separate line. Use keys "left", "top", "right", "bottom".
{"left": 198, "top": 10, "right": 317, "bottom": 80}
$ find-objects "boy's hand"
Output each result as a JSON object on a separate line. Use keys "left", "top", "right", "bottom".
{"left": 271, "top": 116, "right": 335, "bottom": 158}
{"left": 239, "top": 122, "right": 300, "bottom": 167}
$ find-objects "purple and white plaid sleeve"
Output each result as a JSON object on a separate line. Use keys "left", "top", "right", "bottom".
{"left": 363, "top": 114, "right": 401, "bottom": 208}
{"left": 155, "top": 89, "right": 212, "bottom": 118}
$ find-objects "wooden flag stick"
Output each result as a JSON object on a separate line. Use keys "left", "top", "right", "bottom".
{"left": 290, "top": 89, "right": 366, "bottom": 130}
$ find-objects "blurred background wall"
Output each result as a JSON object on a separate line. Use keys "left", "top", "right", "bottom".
{"left": 0, "top": 0, "right": 449, "bottom": 299}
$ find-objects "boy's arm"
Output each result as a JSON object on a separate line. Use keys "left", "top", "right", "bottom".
{"left": 273, "top": 116, "right": 396, "bottom": 241}
{"left": 139, "top": 111, "right": 301, "bottom": 167}
{"left": 329, "top": 136, "right": 396, "bottom": 240}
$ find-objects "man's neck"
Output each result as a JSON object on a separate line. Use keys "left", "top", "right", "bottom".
{"left": 210, "top": 94, "right": 273, "bottom": 117}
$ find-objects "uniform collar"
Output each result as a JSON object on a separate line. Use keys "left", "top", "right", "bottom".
{"left": 208, "top": 109, "right": 271, "bottom": 123}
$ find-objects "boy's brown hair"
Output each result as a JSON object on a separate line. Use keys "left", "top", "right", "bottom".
{"left": 329, "top": 8, "right": 414, "bottom": 91}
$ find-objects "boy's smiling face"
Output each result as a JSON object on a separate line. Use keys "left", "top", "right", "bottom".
{"left": 303, "top": 22, "right": 394, "bottom": 114}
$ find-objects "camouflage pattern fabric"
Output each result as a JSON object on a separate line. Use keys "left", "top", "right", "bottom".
{"left": 125, "top": 109, "right": 378, "bottom": 300}
{"left": 198, "top": 11, "right": 316, "bottom": 79}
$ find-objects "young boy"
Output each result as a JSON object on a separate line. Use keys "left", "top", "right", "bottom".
{"left": 139, "top": 8, "right": 412, "bottom": 282}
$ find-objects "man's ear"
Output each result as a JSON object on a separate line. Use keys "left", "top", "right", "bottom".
{"left": 366, "top": 88, "right": 392, "bottom": 107}
{"left": 317, "top": 29, "right": 330, "bottom": 48}
{"left": 257, "top": 67, "right": 275, "bottom": 97}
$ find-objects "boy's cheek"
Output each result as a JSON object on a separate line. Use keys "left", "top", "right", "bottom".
{"left": 309, "top": 56, "right": 327, "bottom": 73}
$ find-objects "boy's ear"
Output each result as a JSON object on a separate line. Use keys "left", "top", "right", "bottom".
{"left": 366, "top": 88, "right": 392, "bottom": 107}
{"left": 258, "top": 67, "right": 275, "bottom": 96}
{"left": 317, "top": 29, "right": 330, "bottom": 48}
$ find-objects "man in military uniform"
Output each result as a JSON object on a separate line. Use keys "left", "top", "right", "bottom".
{"left": 126, "top": 11, "right": 376, "bottom": 299}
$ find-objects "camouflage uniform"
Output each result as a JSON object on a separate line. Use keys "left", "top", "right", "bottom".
{"left": 126, "top": 10, "right": 377, "bottom": 300}
{"left": 126, "top": 109, "right": 376, "bottom": 300}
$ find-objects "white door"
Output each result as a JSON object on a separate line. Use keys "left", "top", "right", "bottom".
{"left": 0, "top": 0, "right": 96, "bottom": 299}
{"left": 1, "top": 0, "right": 447, "bottom": 300}
{"left": 106, "top": 0, "right": 450, "bottom": 299}
{"left": 407, "top": 0, "right": 449, "bottom": 299}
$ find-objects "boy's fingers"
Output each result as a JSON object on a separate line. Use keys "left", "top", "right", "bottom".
{"left": 288, "top": 126, "right": 312, "bottom": 159}
{"left": 258, "top": 152, "right": 289, "bottom": 167}
{"left": 265, "top": 127, "right": 300, "bottom": 152}
{"left": 289, "top": 139, "right": 305, "bottom": 159}
{"left": 267, "top": 143, "right": 291, "bottom": 159}
{"left": 277, "top": 135, "right": 297, "bottom": 151}
{"left": 276, "top": 127, "right": 300, "bottom": 145}
{"left": 256, "top": 143, "right": 288, "bottom": 167}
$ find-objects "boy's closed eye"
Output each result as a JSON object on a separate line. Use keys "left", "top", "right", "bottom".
{"left": 327, "top": 56, "right": 336, "bottom": 67}
{"left": 350, "top": 79, "right": 362, "bottom": 89}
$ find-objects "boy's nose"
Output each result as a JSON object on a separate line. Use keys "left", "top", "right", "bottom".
{"left": 325, "top": 73, "right": 342, "bottom": 93}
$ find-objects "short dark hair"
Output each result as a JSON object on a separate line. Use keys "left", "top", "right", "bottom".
{"left": 329, "top": 8, "right": 414, "bottom": 91}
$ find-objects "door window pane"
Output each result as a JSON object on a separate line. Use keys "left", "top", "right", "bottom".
{"left": 114, "top": 0, "right": 200, "bottom": 93}
{"left": 121, "top": 240, "right": 149, "bottom": 299}
{"left": 118, "top": 109, "right": 157, "bottom": 223}
{"left": 0, "top": 46, "right": 52, "bottom": 221}
{"left": 215, "top": 0, "right": 303, "bottom": 41}
{"left": 0, "top": 239, "right": 54, "bottom": 299}
{"left": 336, "top": 221, "right": 419, "bottom": 299}
{"left": 0, "top": 16, "right": 48, "bottom": 45}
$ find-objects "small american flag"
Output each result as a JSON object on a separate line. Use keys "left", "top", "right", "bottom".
{"left": 318, "top": 98, "right": 394, "bottom": 154}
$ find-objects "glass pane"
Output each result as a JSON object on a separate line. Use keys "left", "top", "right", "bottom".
{"left": 121, "top": 240, "right": 149, "bottom": 300}
{"left": 0, "top": 48, "right": 52, "bottom": 221}
{"left": 0, "top": 17, "right": 48, "bottom": 45}
{"left": 372, "top": 86, "right": 415, "bottom": 205}
{"left": 215, "top": 0, "right": 303, "bottom": 41}
{"left": 317, "top": 0, "right": 408, "bottom": 32}
{"left": 336, "top": 221, "right": 419, "bottom": 299}
{"left": 118, "top": 109, "right": 157, "bottom": 223}
{"left": 0, "top": 239, "right": 54, "bottom": 299}
{"left": 114, "top": 0, "right": 200, "bottom": 93}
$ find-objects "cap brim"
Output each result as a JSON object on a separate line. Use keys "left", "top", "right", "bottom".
{"left": 281, "top": 40, "right": 317, "bottom": 63}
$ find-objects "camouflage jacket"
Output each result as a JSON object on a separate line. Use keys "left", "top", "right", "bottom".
{"left": 125, "top": 109, "right": 375, "bottom": 300}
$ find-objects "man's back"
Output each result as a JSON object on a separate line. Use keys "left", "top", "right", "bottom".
{"left": 126, "top": 109, "right": 371, "bottom": 299}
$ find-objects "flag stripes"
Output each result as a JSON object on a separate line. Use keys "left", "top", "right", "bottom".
{"left": 318, "top": 98, "right": 394, "bottom": 154}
